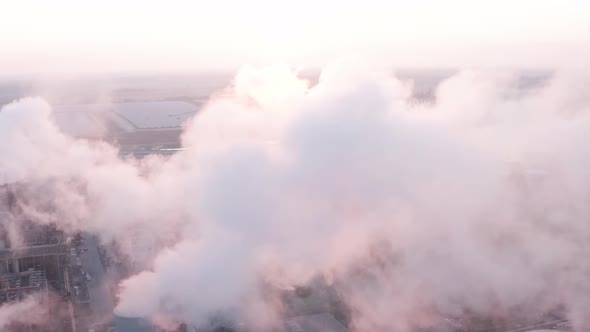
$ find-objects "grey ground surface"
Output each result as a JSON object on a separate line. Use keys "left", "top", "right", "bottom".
{"left": 79, "top": 235, "right": 116, "bottom": 329}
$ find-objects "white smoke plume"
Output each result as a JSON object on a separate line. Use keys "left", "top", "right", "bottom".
{"left": 0, "top": 294, "right": 49, "bottom": 329}
{"left": 1, "top": 62, "right": 590, "bottom": 330}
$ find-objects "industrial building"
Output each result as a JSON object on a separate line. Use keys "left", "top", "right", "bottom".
{"left": 0, "top": 269, "right": 48, "bottom": 303}
{"left": 0, "top": 184, "right": 75, "bottom": 332}
{"left": 0, "top": 216, "right": 68, "bottom": 293}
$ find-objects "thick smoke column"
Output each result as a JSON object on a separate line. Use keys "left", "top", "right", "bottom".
{"left": 1, "top": 63, "right": 590, "bottom": 330}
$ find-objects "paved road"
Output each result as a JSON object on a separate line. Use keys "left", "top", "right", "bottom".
{"left": 79, "top": 235, "right": 116, "bottom": 328}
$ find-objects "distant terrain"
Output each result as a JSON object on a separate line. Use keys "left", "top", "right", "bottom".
{"left": 0, "top": 70, "right": 551, "bottom": 158}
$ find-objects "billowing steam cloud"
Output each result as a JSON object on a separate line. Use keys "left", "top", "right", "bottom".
{"left": 0, "top": 294, "right": 49, "bottom": 328}
{"left": 1, "top": 62, "right": 590, "bottom": 330}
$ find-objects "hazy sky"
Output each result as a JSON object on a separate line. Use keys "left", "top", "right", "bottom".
{"left": 1, "top": 0, "right": 589, "bottom": 76}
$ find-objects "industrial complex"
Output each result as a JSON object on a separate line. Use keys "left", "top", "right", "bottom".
{"left": 0, "top": 73, "right": 575, "bottom": 332}
{"left": 0, "top": 185, "right": 74, "bottom": 331}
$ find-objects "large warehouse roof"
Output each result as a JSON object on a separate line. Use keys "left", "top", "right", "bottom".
{"left": 52, "top": 101, "right": 199, "bottom": 137}
{"left": 113, "top": 101, "right": 197, "bottom": 129}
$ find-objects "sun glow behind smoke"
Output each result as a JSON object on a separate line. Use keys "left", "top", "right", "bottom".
{"left": 2, "top": 63, "right": 590, "bottom": 330}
